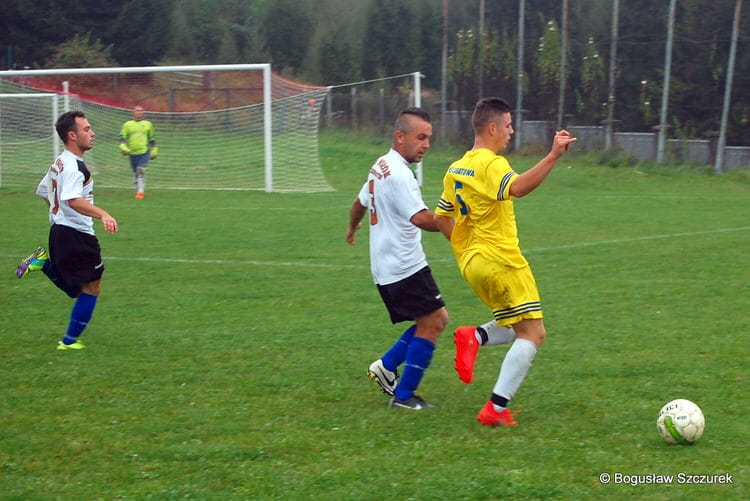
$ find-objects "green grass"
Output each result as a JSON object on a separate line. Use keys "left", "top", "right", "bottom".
{"left": 1, "top": 131, "right": 749, "bottom": 500}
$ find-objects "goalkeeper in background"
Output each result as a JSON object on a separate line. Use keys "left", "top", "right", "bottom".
{"left": 119, "top": 105, "right": 158, "bottom": 199}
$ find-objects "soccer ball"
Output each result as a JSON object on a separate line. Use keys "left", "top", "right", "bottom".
{"left": 656, "top": 399, "right": 705, "bottom": 445}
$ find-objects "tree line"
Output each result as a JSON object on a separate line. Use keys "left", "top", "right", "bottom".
{"left": 2, "top": 0, "right": 748, "bottom": 144}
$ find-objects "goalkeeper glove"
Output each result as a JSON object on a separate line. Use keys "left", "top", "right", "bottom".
{"left": 119, "top": 143, "right": 131, "bottom": 155}
{"left": 150, "top": 146, "right": 158, "bottom": 159}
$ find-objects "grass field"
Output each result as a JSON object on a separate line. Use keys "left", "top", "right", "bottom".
{"left": 1, "top": 131, "right": 749, "bottom": 500}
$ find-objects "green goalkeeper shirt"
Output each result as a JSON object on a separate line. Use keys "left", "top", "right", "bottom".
{"left": 120, "top": 119, "right": 156, "bottom": 155}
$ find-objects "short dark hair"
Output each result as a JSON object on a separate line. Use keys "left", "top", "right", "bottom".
{"left": 55, "top": 110, "right": 86, "bottom": 143}
{"left": 395, "top": 106, "right": 431, "bottom": 133}
{"left": 472, "top": 97, "right": 511, "bottom": 132}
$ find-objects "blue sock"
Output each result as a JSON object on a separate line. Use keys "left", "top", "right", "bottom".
{"left": 62, "top": 293, "right": 97, "bottom": 345}
{"left": 394, "top": 336, "right": 435, "bottom": 401}
{"left": 381, "top": 325, "right": 416, "bottom": 372}
{"left": 42, "top": 260, "right": 81, "bottom": 299}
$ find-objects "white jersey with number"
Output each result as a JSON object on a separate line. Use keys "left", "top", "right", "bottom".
{"left": 36, "top": 149, "right": 95, "bottom": 235}
{"left": 356, "top": 148, "right": 428, "bottom": 285}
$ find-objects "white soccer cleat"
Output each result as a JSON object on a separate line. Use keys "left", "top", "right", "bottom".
{"left": 367, "top": 359, "right": 398, "bottom": 396}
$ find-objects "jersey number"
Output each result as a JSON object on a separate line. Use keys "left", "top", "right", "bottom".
{"left": 455, "top": 181, "right": 468, "bottom": 215}
{"left": 368, "top": 179, "right": 378, "bottom": 225}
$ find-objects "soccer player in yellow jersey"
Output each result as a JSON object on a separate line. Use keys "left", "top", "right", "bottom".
{"left": 435, "top": 97, "right": 575, "bottom": 426}
{"left": 119, "top": 106, "right": 158, "bottom": 199}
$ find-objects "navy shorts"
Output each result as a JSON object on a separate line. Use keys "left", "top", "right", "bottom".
{"left": 48, "top": 224, "right": 104, "bottom": 285}
{"left": 377, "top": 266, "right": 445, "bottom": 324}
{"left": 129, "top": 152, "right": 150, "bottom": 171}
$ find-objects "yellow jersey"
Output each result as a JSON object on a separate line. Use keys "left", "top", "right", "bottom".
{"left": 120, "top": 119, "right": 156, "bottom": 155}
{"left": 436, "top": 148, "right": 528, "bottom": 272}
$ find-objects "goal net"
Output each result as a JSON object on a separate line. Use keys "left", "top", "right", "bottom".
{"left": 0, "top": 92, "right": 72, "bottom": 188}
{"left": 0, "top": 65, "right": 332, "bottom": 192}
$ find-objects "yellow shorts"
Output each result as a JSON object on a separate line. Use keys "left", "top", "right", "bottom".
{"left": 462, "top": 253, "right": 543, "bottom": 327}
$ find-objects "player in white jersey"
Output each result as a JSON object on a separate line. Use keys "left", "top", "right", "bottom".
{"left": 16, "top": 111, "right": 119, "bottom": 350}
{"left": 346, "top": 107, "right": 449, "bottom": 410}
{"left": 37, "top": 149, "right": 96, "bottom": 234}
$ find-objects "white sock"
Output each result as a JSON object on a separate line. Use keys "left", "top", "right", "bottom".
{"left": 136, "top": 167, "right": 146, "bottom": 193}
{"left": 492, "top": 338, "right": 537, "bottom": 410}
{"left": 479, "top": 320, "right": 516, "bottom": 346}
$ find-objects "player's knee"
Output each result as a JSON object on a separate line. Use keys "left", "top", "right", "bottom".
{"left": 81, "top": 280, "right": 101, "bottom": 296}
{"left": 535, "top": 324, "right": 546, "bottom": 346}
{"left": 435, "top": 307, "right": 449, "bottom": 332}
{"left": 416, "top": 308, "right": 449, "bottom": 342}
{"left": 516, "top": 319, "right": 545, "bottom": 346}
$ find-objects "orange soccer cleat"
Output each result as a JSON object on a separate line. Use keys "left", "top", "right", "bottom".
{"left": 477, "top": 401, "right": 519, "bottom": 427}
{"left": 454, "top": 326, "right": 479, "bottom": 383}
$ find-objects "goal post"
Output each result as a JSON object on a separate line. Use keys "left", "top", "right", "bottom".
{"left": 0, "top": 64, "right": 333, "bottom": 192}
{"left": 0, "top": 92, "right": 69, "bottom": 188}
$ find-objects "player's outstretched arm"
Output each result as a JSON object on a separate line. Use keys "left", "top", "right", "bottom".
{"left": 509, "top": 130, "right": 576, "bottom": 198}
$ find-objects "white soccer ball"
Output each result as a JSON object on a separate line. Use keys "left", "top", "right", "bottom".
{"left": 656, "top": 399, "right": 705, "bottom": 445}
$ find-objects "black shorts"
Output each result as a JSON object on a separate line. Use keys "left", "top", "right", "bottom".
{"left": 377, "top": 266, "right": 445, "bottom": 324}
{"left": 48, "top": 224, "right": 104, "bottom": 285}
